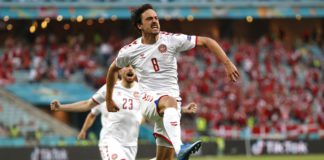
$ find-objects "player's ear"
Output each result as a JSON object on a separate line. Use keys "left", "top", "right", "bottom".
{"left": 137, "top": 23, "right": 142, "bottom": 30}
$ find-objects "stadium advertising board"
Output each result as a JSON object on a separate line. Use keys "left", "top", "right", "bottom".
{"left": 0, "top": 140, "right": 324, "bottom": 159}
{"left": 0, "top": 146, "right": 100, "bottom": 160}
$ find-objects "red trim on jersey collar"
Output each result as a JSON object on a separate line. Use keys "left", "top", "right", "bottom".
{"left": 195, "top": 36, "right": 198, "bottom": 47}
{"left": 153, "top": 133, "right": 173, "bottom": 145}
{"left": 91, "top": 98, "right": 100, "bottom": 104}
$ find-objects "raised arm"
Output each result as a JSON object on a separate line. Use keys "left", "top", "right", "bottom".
{"left": 196, "top": 36, "right": 240, "bottom": 82}
{"left": 78, "top": 113, "right": 97, "bottom": 140}
{"left": 50, "top": 99, "right": 97, "bottom": 112}
{"left": 106, "top": 61, "right": 122, "bottom": 112}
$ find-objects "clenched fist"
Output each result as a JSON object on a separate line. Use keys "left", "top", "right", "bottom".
{"left": 50, "top": 100, "right": 61, "bottom": 111}
{"left": 182, "top": 102, "right": 198, "bottom": 114}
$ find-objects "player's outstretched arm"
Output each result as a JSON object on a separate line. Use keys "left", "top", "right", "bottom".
{"left": 78, "top": 113, "right": 97, "bottom": 140}
{"left": 140, "top": 103, "right": 198, "bottom": 124}
{"left": 196, "top": 36, "right": 240, "bottom": 82}
{"left": 50, "top": 99, "right": 97, "bottom": 112}
{"left": 106, "top": 61, "right": 122, "bottom": 112}
{"left": 181, "top": 102, "right": 198, "bottom": 114}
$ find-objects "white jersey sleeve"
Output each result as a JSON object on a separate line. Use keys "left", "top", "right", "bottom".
{"left": 90, "top": 105, "right": 102, "bottom": 116}
{"left": 172, "top": 34, "right": 197, "bottom": 52}
{"left": 92, "top": 84, "right": 106, "bottom": 104}
{"left": 116, "top": 48, "right": 131, "bottom": 68}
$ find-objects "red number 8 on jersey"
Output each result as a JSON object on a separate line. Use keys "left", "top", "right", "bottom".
{"left": 151, "top": 58, "right": 160, "bottom": 72}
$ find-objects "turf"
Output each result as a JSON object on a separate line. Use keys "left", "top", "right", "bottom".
{"left": 189, "top": 154, "right": 324, "bottom": 160}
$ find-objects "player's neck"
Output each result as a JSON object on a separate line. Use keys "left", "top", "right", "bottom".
{"left": 141, "top": 33, "right": 159, "bottom": 44}
{"left": 121, "top": 80, "right": 134, "bottom": 89}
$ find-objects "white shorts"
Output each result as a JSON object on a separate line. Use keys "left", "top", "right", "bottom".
{"left": 99, "top": 139, "right": 137, "bottom": 160}
{"left": 140, "top": 91, "right": 181, "bottom": 147}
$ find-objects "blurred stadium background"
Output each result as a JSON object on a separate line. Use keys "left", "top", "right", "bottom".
{"left": 0, "top": 0, "right": 324, "bottom": 159}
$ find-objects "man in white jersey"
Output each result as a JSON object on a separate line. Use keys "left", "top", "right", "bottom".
{"left": 105, "top": 4, "right": 240, "bottom": 160}
{"left": 50, "top": 66, "right": 198, "bottom": 160}
{"left": 51, "top": 66, "right": 141, "bottom": 160}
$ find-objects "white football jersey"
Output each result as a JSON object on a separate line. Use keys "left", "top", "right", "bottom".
{"left": 91, "top": 81, "right": 141, "bottom": 146}
{"left": 116, "top": 32, "right": 196, "bottom": 98}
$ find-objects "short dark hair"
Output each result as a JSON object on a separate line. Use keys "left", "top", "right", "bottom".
{"left": 131, "top": 4, "right": 154, "bottom": 32}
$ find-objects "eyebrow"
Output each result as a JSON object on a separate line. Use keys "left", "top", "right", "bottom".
{"left": 145, "top": 16, "right": 158, "bottom": 20}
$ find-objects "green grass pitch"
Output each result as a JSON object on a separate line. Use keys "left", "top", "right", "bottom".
{"left": 189, "top": 154, "right": 324, "bottom": 160}
{"left": 139, "top": 154, "right": 324, "bottom": 160}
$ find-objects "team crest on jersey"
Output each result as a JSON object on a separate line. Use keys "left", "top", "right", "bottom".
{"left": 133, "top": 91, "right": 140, "bottom": 99}
{"left": 111, "top": 153, "right": 118, "bottom": 160}
{"left": 158, "top": 44, "right": 167, "bottom": 53}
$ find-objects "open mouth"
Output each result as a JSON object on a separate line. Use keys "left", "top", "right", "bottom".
{"left": 151, "top": 24, "right": 159, "bottom": 29}
{"left": 126, "top": 72, "right": 134, "bottom": 77}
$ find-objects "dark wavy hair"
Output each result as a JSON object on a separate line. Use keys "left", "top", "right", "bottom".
{"left": 131, "top": 4, "right": 154, "bottom": 32}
